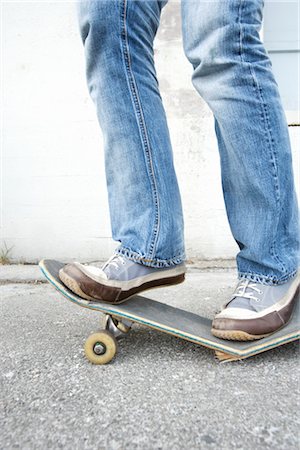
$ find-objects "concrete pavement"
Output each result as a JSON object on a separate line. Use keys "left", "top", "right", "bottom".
{"left": 1, "top": 265, "right": 299, "bottom": 449}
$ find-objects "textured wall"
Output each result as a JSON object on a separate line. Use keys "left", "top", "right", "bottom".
{"left": 1, "top": 1, "right": 299, "bottom": 263}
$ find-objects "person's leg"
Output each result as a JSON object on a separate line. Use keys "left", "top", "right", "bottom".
{"left": 59, "top": 0, "right": 186, "bottom": 303}
{"left": 181, "top": 0, "right": 300, "bottom": 339}
{"left": 77, "top": 0, "right": 185, "bottom": 268}
{"left": 181, "top": 0, "right": 299, "bottom": 285}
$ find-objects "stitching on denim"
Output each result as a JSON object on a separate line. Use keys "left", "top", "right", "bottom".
{"left": 119, "top": 0, "right": 160, "bottom": 258}
{"left": 238, "top": 0, "right": 286, "bottom": 273}
{"left": 115, "top": 245, "right": 186, "bottom": 268}
{"left": 238, "top": 268, "right": 298, "bottom": 286}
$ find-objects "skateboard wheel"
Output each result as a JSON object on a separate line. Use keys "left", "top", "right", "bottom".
{"left": 84, "top": 331, "right": 117, "bottom": 365}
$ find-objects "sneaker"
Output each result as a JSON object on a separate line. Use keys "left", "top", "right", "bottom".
{"left": 211, "top": 271, "right": 300, "bottom": 341}
{"left": 59, "top": 254, "right": 186, "bottom": 303}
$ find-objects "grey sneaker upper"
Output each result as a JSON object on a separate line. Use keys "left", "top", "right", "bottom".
{"left": 225, "top": 274, "right": 299, "bottom": 313}
{"left": 101, "top": 254, "right": 185, "bottom": 281}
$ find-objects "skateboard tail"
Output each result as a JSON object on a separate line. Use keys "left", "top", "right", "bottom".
{"left": 215, "top": 332, "right": 300, "bottom": 362}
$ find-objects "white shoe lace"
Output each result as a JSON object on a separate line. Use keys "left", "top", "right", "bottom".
{"left": 232, "top": 279, "right": 263, "bottom": 303}
{"left": 102, "top": 254, "right": 126, "bottom": 272}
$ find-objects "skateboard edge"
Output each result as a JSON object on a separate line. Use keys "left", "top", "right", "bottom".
{"left": 215, "top": 333, "right": 300, "bottom": 361}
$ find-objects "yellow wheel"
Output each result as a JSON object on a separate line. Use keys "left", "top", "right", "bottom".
{"left": 84, "top": 331, "right": 117, "bottom": 365}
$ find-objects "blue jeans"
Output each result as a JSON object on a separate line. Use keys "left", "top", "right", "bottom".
{"left": 77, "top": 0, "right": 300, "bottom": 285}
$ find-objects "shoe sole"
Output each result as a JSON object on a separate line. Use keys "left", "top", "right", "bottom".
{"left": 59, "top": 269, "right": 185, "bottom": 304}
{"left": 211, "top": 328, "right": 271, "bottom": 341}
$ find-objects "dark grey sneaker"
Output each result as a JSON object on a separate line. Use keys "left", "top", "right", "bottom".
{"left": 59, "top": 254, "right": 186, "bottom": 303}
{"left": 212, "top": 271, "right": 300, "bottom": 341}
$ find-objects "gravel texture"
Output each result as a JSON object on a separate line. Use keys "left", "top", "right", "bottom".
{"left": 1, "top": 268, "right": 299, "bottom": 449}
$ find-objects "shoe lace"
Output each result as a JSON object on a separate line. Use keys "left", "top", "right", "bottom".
{"left": 102, "top": 254, "right": 126, "bottom": 272}
{"left": 232, "top": 279, "right": 263, "bottom": 302}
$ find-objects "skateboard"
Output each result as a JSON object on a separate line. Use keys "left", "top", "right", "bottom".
{"left": 39, "top": 259, "right": 300, "bottom": 364}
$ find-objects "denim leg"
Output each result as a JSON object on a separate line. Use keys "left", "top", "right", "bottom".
{"left": 77, "top": 0, "right": 185, "bottom": 267}
{"left": 181, "top": 0, "right": 300, "bottom": 284}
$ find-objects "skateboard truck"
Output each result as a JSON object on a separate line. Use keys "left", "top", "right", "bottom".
{"left": 104, "top": 315, "right": 133, "bottom": 338}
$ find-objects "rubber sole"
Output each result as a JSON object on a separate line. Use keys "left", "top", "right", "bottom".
{"left": 211, "top": 328, "right": 271, "bottom": 341}
{"left": 59, "top": 270, "right": 96, "bottom": 301}
{"left": 59, "top": 269, "right": 185, "bottom": 304}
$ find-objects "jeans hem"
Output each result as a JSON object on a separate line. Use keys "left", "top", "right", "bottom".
{"left": 238, "top": 268, "right": 299, "bottom": 286}
{"left": 115, "top": 245, "right": 186, "bottom": 268}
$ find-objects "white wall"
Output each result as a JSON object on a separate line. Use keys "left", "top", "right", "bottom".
{"left": 263, "top": 1, "right": 299, "bottom": 112}
{"left": 1, "top": 1, "right": 299, "bottom": 263}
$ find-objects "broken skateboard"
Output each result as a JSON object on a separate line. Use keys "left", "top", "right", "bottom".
{"left": 39, "top": 259, "right": 300, "bottom": 364}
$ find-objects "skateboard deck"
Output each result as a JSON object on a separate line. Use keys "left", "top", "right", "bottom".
{"left": 39, "top": 259, "right": 300, "bottom": 363}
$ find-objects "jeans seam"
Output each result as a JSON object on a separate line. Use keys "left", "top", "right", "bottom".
{"left": 238, "top": 0, "right": 286, "bottom": 273}
{"left": 119, "top": 0, "right": 160, "bottom": 259}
